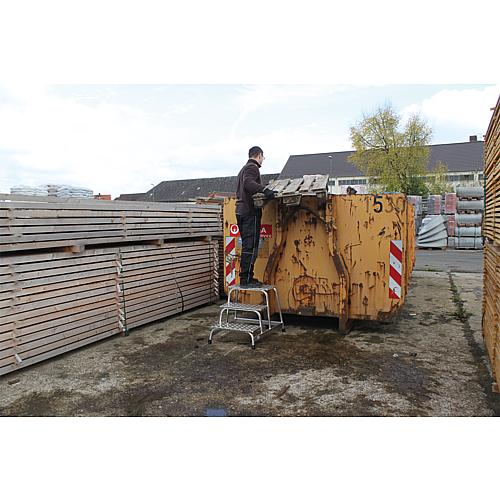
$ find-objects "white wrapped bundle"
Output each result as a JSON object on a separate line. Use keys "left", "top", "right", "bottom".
{"left": 10, "top": 185, "right": 49, "bottom": 196}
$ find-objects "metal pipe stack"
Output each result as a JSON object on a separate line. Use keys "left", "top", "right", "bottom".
{"left": 449, "top": 187, "right": 484, "bottom": 249}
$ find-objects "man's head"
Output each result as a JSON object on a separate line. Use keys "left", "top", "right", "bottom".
{"left": 248, "top": 146, "right": 264, "bottom": 165}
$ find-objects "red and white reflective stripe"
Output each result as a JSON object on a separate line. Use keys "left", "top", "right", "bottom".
{"left": 225, "top": 236, "right": 236, "bottom": 287}
{"left": 389, "top": 240, "right": 403, "bottom": 299}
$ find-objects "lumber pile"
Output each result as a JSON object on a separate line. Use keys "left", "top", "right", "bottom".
{"left": 0, "top": 194, "right": 221, "bottom": 252}
{"left": 0, "top": 196, "right": 221, "bottom": 376}
{"left": 484, "top": 97, "right": 500, "bottom": 243}
{"left": 483, "top": 94, "right": 500, "bottom": 391}
{"left": 120, "top": 241, "right": 219, "bottom": 330}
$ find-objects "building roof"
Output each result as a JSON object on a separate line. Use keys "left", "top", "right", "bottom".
{"left": 141, "top": 173, "right": 280, "bottom": 202}
{"left": 115, "top": 192, "right": 147, "bottom": 201}
{"left": 279, "top": 140, "right": 485, "bottom": 179}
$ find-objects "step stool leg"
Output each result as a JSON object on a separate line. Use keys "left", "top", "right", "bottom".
{"left": 263, "top": 290, "right": 271, "bottom": 329}
{"left": 208, "top": 327, "right": 216, "bottom": 344}
{"left": 273, "top": 287, "right": 286, "bottom": 332}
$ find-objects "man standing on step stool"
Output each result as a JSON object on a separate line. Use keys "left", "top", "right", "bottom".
{"left": 236, "top": 146, "right": 277, "bottom": 288}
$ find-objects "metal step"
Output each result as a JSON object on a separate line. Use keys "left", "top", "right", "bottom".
{"left": 220, "top": 303, "right": 267, "bottom": 312}
{"left": 211, "top": 322, "right": 261, "bottom": 333}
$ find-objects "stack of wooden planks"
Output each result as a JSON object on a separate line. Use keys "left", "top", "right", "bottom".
{"left": 483, "top": 244, "right": 499, "bottom": 388}
{"left": 0, "top": 196, "right": 221, "bottom": 376}
{"left": 119, "top": 240, "right": 219, "bottom": 330}
{"left": 0, "top": 194, "right": 221, "bottom": 252}
{"left": 483, "top": 94, "right": 500, "bottom": 391}
{"left": 484, "top": 96, "right": 500, "bottom": 243}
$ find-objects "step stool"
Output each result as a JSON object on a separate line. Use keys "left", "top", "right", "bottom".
{"left": 209, "top": 284, "right": 285, "bottom": 349}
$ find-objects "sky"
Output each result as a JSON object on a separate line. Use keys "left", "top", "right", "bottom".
{"left": 0, "top": 83, "right": 498, "bottom": 198}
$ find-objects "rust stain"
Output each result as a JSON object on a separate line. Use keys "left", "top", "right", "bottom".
{"left": 304, "top": 234, "right": 315, "bottom": 247}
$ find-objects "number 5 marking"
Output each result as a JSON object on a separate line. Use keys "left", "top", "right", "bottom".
{"left": 373, "top": 194, "right": 383, "bottom": 213}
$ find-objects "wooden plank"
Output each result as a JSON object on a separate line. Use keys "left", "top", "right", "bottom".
{"left": 0, "top": 202, "right": 220, "bottom": 215}
{"left": 0, "top": 231, "right": 220, "bottom": 252}
{"left": 126, "top": 294, "right": 213, "bottom": 330}
{"left": 0, "top": 282, "right": 117, "bottom": 318}
{"left": 0, "top": 325, "right": 121, "bottom": 372}
{"left": 310, "top": 174, "right": 329, "bottom": 191}
{"left": 281, "top": 178, "right": 303, "bottom": 195}
{"left": 0, "top": 328, "right": 119, "bottom": 376}
{"left": 299, "top": 175, "right": 316, "bottom": 192}
{"left": 0, "top": 215, "right": 219, "bottom": 226}
{"left": 125, "top": 287, "right": 213, "bottom": 324}
{"left": 0, "top": 295, "right": 117, "bottom": 330}
{"left": 0, "top": 314, "right": 118, "bottom": 360}
{"left": 0, "top": 303, "right": 118, "bottom": 342}
{"left": 269, "top": 179, "right": 291, "bottom": 195}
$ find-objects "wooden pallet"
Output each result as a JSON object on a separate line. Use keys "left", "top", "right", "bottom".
{"left": 254, "top": 175, "right": 329, "bottom": 207}
{"left": 0, "top": 240, "right": 219, "bottom": 376}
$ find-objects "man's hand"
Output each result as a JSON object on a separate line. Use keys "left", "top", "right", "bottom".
{"left": 263, "top": 187, "right": 277, "bottom": 200}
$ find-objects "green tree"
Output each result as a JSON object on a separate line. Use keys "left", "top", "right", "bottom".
{"left": 348, "top": 104, "right": 432, "bottom": 195}
{"left": 426, "top": 161, "right": 453, "bottom": 194}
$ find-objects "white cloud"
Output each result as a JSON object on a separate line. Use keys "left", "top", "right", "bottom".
{"left": 0, "top": 85, "right": 193, "bottom": 197}
{"left": 230, "top": 85, "right": 340, "bottom": 138}
{"left": 402, "top": 85, "right": 500, "bottom": 136}
{"left": 0, "top": 84, "right": 350, "bottom": 197}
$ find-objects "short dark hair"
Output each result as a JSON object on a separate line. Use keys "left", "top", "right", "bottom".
{"left": 248, "top": 146, "right": 263, "bottom": 158}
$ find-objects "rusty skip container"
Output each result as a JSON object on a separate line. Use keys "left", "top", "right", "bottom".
{"left": 223, "top": 176, "right": 415, "bottom": 332}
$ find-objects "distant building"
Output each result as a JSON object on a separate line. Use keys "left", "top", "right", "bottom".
{"left": 117, "top": 173, "right": 280, "bottom": 202}
{"left": 280, "top": 137, "right": 484, "bottom": 194}
{"left": 116, "top": 138, "right": 484, "bottom": 201}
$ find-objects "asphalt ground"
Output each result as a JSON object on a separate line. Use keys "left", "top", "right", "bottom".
{"left": 1, "top": 251, "right": 497, "bottom": 416}
{"left": 415, "top": 249, "right": 483, "bottom": 273}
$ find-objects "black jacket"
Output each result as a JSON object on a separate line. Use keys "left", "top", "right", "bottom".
{"left": 235, "top": 159, "right": 265, "bottom": 216}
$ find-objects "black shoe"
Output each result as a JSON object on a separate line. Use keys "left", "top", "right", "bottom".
{"left": 239, "top": 279, "right": 262, "bottom": 288}
{"left": 249, "top": 278, "right": 264, "bottom": 287}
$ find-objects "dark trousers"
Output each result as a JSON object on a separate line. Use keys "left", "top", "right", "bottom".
{"left": 236, "top": 213, "right": 261, "bottom": 282}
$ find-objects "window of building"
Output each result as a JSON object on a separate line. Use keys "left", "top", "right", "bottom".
{"left": 446, "top": 174, "right": 475, "bottom": 182}
{"left": 338, "top": 178, "right": 368, "bottom": 186}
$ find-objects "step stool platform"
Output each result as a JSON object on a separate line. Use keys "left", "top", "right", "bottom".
{"left": 210, "top": 322, "right": 262, "bottom": 334}
{"left": 220, "top": 303, "right": 267, "bottom": 312}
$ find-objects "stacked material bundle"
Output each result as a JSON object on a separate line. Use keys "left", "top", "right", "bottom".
{"left": 483, "top": 94, "right": 500, "bottom": 390}
{"left": 417, "top": 215, "right": 448, "bottom": 248}
{"left": 0, "top": 248, "right": 122, "bottom": 376}
{"left": 55, "top": 185, "right": 94, "bottom": 198}
{"left": 444, "top": 193, "right": 457, "bottom": 214}
{"left": 427, "top": 195, "right": 442, "bottom": 215}
{"left": 0, "top": 240, "right": 219, "bottom": 376}
{"left": 446, "top": 215, "right": 456, "bottom": 237}
{"left": 0, "top": 196, "right": 222, "bottom": 376}
{"left": 120, "top": 241, "right": 219, "bottom": 330}
{"left": 10, "top": 185, "right": 49, "bottom": 196}
{"left": 452, "top": 186, "right": 484, "bottom": 249}
{"left": 407, "top": 196, "right": 423, "bottom": 234}
{"left": 0, "top": 196, "right": 221, "bottom": 252}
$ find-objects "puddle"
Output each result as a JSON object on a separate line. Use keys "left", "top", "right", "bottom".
{"left": 205, "top": 408, "right": 227, "bottom": 417}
